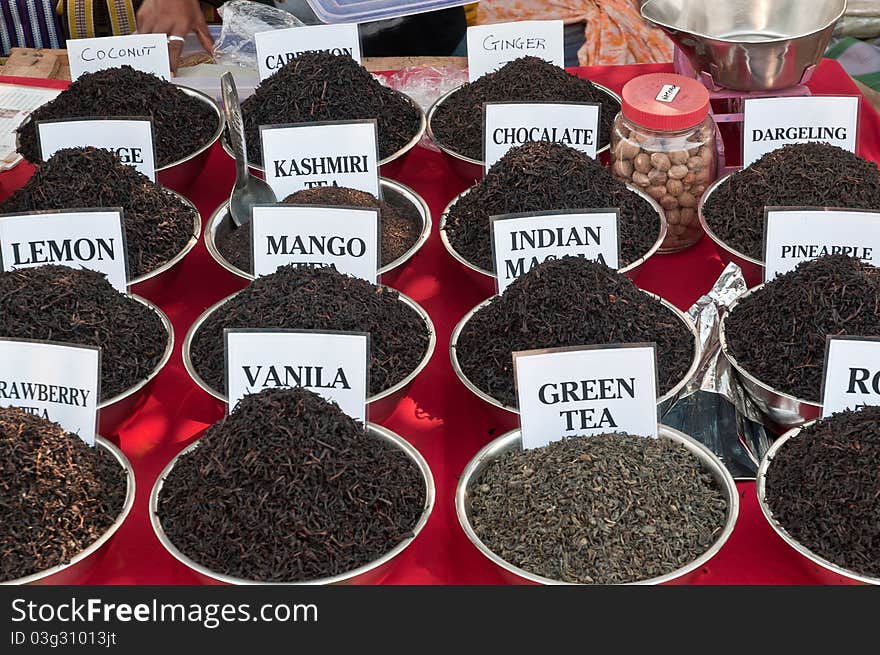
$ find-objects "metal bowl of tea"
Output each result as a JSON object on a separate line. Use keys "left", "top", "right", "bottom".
{"left": 5, "top": 436, "right": 135, "bottom": 585}
{"left": 150, "top": 422, "right": 434, "bottom": 585}
{"left": 756, "top": 419, "right": 880, "bottom": 585}
{"left": 718, "top": 286, "right": 822, "bottom": 433}
{"left": 449, "top": 291, "right": 701, "bottom": 417}
{"left": 182, "top": 289, "right": 436, "bottom": 422}
{"left": 205, "top": 178, "right": 432, "bottom": 289}
{"left": 456, "top": 425, "right": 738, "bottom": 585}
{"left": 439, "top": 183, "right": 668, "bottom": 298}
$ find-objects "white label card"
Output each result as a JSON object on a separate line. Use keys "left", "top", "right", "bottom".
{"left": 821, "top": 337, "right": 880, "bottom": 416}
{"left": 225, "top": 330, "right": 368, "bottom": 422}
{"left": 37, "top": 119, "right": 156, "bottom": 180}
{"left": 466, "top": 20, "right": 564, "bottom": 82}
{"left": 491, "top": 210, "right": 619, "bottom": 293}
{"left": 256, "top": 24, "right": 362, "bottom": 81}
{"left": 0, "top": 210, "right": 128, "bottom": 292}
{"left": 0, "top": 339, "right": 99, "bottom": 445}
{"left": 483, "top": 102, "right": 600, "bottom": 170}
{"left": 261, "top": 121, "right": 380, "bottom": 200}
{"left": 514, "top": 344, "right": 659, "bottom": 449}
{"left": 763, "top": 208, "right": 880, "bottom": 281}
{"left": 742, "top": 96, "right": 859, "bottom": 166}
{"left": 251, "top": 204, "right": 379, "bottom": 282}
{"left": 66, "top": 34, "right": 171, "bottom": 81}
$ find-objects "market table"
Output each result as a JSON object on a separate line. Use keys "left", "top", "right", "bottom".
{"left": 1, "top": 58, "right": 877, "bottom": 585}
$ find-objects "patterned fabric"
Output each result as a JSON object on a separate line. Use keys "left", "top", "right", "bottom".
{"left": 105, "top": 0, "right": 135, "bottom": 35}
{"left": 476, "top": 0, "right": 673, "bottom": 66}
{"left": 0, "top": 0, "right": 63, "bottom": 54}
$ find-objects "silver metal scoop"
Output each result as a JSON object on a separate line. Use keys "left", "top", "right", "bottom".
{"left": 641, "top": 0, "right": 846, "bottom": 91}
{"left": 220, "top": 72, "right": 276, "bottom": 227}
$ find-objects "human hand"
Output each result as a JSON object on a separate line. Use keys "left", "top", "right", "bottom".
{"left": 136, "top": 0, "right": 214, "bottom": 73}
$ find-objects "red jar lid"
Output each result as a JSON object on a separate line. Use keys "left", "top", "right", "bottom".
{"left": 621, "top": 73, "right": 710, "bottom": 131}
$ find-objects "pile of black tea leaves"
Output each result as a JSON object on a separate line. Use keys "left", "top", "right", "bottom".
{"left": 469, "top": 432, "right": 728, "bottom": 584}
{"left": 702, "top": 142, "right": 880, "bottom": 260}
{"left": 189, "top": 264, "right": 430, "bottom": 395}
{"left": 0, "top": 407, "right": 126, "bottom": 582}
{"left": 216, "top": 185, "right": 422, "bottom": 273}
{"left": 764, "top": 406, "right": 880, "bottom": 579}
{"left": 0, "top": 147, "right": 196, "bottom": 278}
{"left": 17, "top": 66, "right": 218, "bottom": 167}
{"left": 455, "top": 256, "right": 694, "bottom": 408}
{"left": 430, "top": 56, "right": 618, "bottom": 160}
{"left": 241, "top": 51, "right": 421, "bottom": 165}
{"left": 0, "top": 265, "right": 168, "bottom": 400}
{"left": 157, "top": 387, "right": 426, "bottom": 582}
{"left": 443, "top": 141, "right": 661, "bottom": 271}
{"left": 724, "top": 255, "right": 880, "bottom": 401}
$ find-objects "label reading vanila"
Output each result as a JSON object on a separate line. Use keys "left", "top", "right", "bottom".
{"left": 66, "top": 34, "right": 171, "bottom": 81}
{"left": 821, "top": 336, "right": 880, "bottom": 416}
{"left": 466, "top": 20, "right": 564, "bottom": 82}
{"left": 256, "top": 24, "right": 362, "bottom": 81}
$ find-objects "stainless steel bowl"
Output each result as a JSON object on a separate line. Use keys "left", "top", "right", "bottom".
{"left": 426, "top": 82, "right": 621, "bottom": 183}
{"left": 756, "top": 420, "right": 880, "bottom": 585}
{"left": 182, "top": 288, "right": 436, "bottom": 423}
{"left": 718, "top": 286, "right": 822, "bottom": 432}
{"left": 697, "top": 174, "right": 763, "bottom": 288}
{"left": 439, "top": 183, "right": 668, "bottom": 298}
{"left": 97, "top": 294, "right": 174, "bottom": 437}
{"left": 642, "top": 0, "right": 846, "bottom": 91}
{"left": 151, "top": 422, "right": 434, "bottom": 585}
{"left": 3, "top": 436, "right": 135, "bottom": 585}
{"left": 205, "top": 178, "right": 431, "bottom": 288}
{"left": 448, "top": 291, "right": 701, "bottom": 416}
{"left": 456, "top": 425, "right": 739, "bottom": 585}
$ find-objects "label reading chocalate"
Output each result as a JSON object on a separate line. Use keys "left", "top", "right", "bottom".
{"left": 513, "top": 344, "right": 659, "bottom": 449}
{"left": 742, "top": 96, "right": 859, "bottom": 166}
{"left": 821, "top": 337, "right": 880, "bottom": 416}
{"left": 256, "top": 24, "right": 361, "bottom": 81}
{"left": 261, "top": 121, "right": 380, "bottom": 200}
{"left": 491, "top": 210, "right": 619, "bottom": 293}
{"left": 0, "top": 339, "right": 99, "bottom": 445}
{"left": 37, "top": 119, "right": 156, "bottom": 180}
{"left": 251, "top": 205, "right": 379, "bottom": 282}
{"left": 225, "top": 330, "right": 368, "bottom": 422}
{"left": 466, "top": 20, "right": 564, "bottom": 82}
{"left": 483, "top": 102, "right": 600, "bottom": 170}
{"left": 0, "top": 210, "right": 128, "bottom": 292}
{"left": 763, "top": 208, "right": 880, "bottom": 281}
{"left": 66, "top": 33, "right": 171, "bottom": 81}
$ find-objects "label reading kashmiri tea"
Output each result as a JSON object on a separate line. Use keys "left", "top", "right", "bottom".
{"left": 466, "top": 20, "right": 564, "bottom": 82}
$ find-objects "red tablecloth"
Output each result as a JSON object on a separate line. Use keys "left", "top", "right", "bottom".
{"left": 2, "top": 59, "right": 878, "bottom": 585}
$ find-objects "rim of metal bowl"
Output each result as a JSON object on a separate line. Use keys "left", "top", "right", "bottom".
{"left": 156, "top": 85, "right": 225, "bottom": 172}
{"left": 150, "top": 422, "right": 435, "bottom": 585}
{"left": 2, "top": 436, "right": 136, "bottom": 585}
{"left": 455, "top": 424, "right": 739, "bottom": 585}
{"left": 448, "top": 290, "right": 701, "bottom": 414}
{"left": 697, "top": 173, "right": 764, "bottom": 269}
{"left": 182, "top": 288, "right": 436, "bottom": 405}
{"left": 98, "top": 293, "right": 175, "bottom": 409}
{"left": 220, "top": 89, "right": 427, "bottom": 171}
{"left": 425, "top": 81, "right": 621, "bottom": 165}
{"left": 129, "top": 190, "right": 202, "bottom": 287}
{"left": 205, "top": 178, "right": 432, "bottom": 281}
{"left": 438, "top": 183, "right": 668, "bottom": 280}
{"left": 718, "top": 285, "right": 820, "bottom": 408}
{"left": 756, "top": 419, "right": 880, "bottom": 585}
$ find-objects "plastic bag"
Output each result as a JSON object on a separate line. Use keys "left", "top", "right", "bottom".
{"left": 213, "top": 0, "right": 304, "bottom": 68}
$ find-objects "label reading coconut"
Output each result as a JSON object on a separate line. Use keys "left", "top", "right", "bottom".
{"left": 67, "top": 34, "right": 171, "bottom": 81}
{"left": 483, "top": 102, "right": 600, "bottom": 171}
{"left": 763, "top": 208, "right": 880, "bottom": 281}
{"left": 256, "top": 24, "right": 362, "bottom": 81}
{"left": 225, "top": 329, "right": 368, "bottom": 422}
{"left": 37, "top": 119, "right": 156, "bottom": 180}
{"left": 491, "top": 210, "right": 619, "bottom": 294}
{"left": 0, "top": 209, "right": 128, "bottom": 292}
{"left": 742, "top": 96, "right": 859, "bottom": 166}
{"left": 821, "top": 337, "right": 880, "bottom": 416}
{"left": 0, "top": 339, "right": 99, "bottom": 445}
{"left": 513, "top": 343, "right": 659, "bottom": 449}
{"left": 261, "top": 120, "right": 380, "bottom": 200}
{"left": 466, "top": 20, "right": 564, "bottom": 82}
{"left": 251, "top": 204, "right": 379, "bottom": 282}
